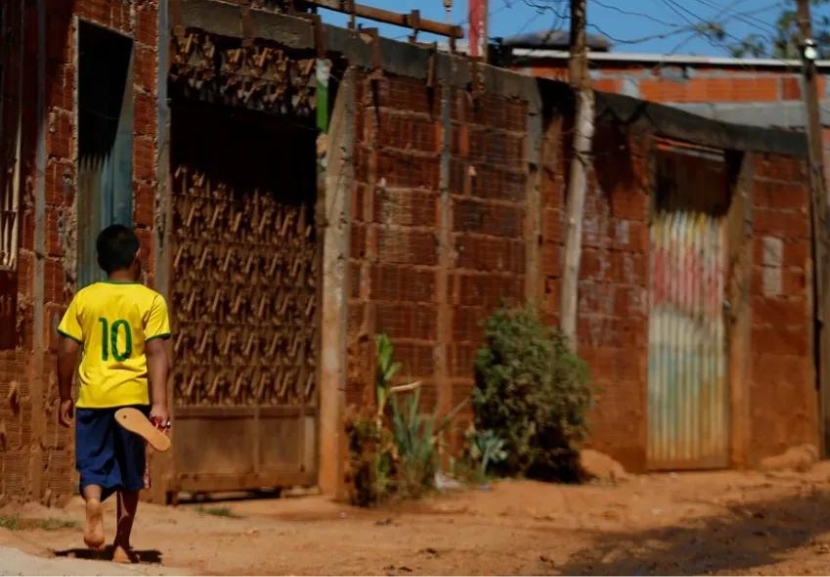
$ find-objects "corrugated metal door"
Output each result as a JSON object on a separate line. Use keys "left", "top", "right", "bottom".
{"left": 77, "top": 23, "right": 134, "bottom": 287}
{"left": 648, "top": 144, "right": 729, "bottom": 470}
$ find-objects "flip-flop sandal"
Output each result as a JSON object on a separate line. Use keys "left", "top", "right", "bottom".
{"left": 114, "top": 408, "right": 172, "bottom": 452}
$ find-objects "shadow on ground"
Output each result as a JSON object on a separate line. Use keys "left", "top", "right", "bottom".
{"left": 53, "top": 546, "right": 162, "bottom": 565}
{"left": 557, "top": 489, "right": 830, "bottom": 575}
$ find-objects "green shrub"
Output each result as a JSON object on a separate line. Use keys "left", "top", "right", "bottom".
{"left": 473, "top": 305, "right": 593, "bottom": 482}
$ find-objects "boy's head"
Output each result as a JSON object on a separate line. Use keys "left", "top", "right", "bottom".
{"left": 96, "top": 225, "right": 140, "bottom": 278}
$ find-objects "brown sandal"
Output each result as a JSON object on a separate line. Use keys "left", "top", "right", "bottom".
{"left": 114, "top": 408, "right": 171, "bottom": 452}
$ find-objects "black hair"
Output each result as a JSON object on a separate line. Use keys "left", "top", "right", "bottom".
{"left": 96, "top": 224, "right": 140, "bottom": 274}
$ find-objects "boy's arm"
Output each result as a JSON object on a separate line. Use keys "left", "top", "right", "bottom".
{"left": 57, "top": 336, "right": 80, "bottom": 427}
{"left": 146, "top": 339, "right": 170, "bottom": 429}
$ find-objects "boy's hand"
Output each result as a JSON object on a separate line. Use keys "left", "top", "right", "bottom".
{"left": 150, "top": 404, "right": 171, "bottom": 432}
{"left": 59, "top": 398, "right": 74, "bottom": 428}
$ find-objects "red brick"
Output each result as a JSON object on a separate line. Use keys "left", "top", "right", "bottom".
{"left": 453, "top": 199, "right": 523, "bottom": 238}
{"left": 46, "top": 111, "right": 72, "bottom": 160}
{"left": 593, "top": 78, "right": 621, "bottom": 93}
{"left": 376, "top": 112, "right": 438, "bottom": 153}
{"left": 640, "top": 76, "right": 779, "bottom": 103}
{"left": 375, "top": 303, "right": 437, "bottom": 341}
{"left": 134, "top": 45, "right": 157, "bottom": 93}
{"left": 377, "top": 150, "right": 439, "bottom": 190}
{"left": 751, "top": 353, "right": 812, "bottom": 388}
{"left": 374, "top": 189, "right": 437, "bottom": 227}
{"left": 392, "top": 342, "right": 435, "bottom": 378}
{"left": 457, "top": 273, "right": 522, "bottom": 307}
{"left": 376, "top": 228, "right": 437, "bottom": 266}
{"left": 751, "top": 296, "right": 809, "bottom": 327}
{"left": 135, "top": 2, "right": 159, "bottom": 47}
{"left": 134, "top": 92, "right": 157, "bottom": 137}
{"left": 133, "top": 137, "right": 156, "bottom": 182}
{"left": 371, "top": 265, "right": 435, "bottom": 303}
{"left": 579, "top": 248, "right": 609, "bottom": 281}
{"left": 542, "top": 207, "right": 563, "bottom": 242}
{"left": 449, "top": 343, "right": 479, "bottom": 378}
{"left": 469, "top": 165, "right": 526, "bottom": 202}
{"left": 753, "top": 155, "right": 806, "bottom": 181}
{"left": 456, "top": 235, "right": 525, "bottom": 273}
{"left": 350, "top": 224, "right": 367, "bottom": 259}
{"left": 783, "top": 239, "right": 810, "bottom": 268}
{"left": 134, "top": 182, "right": 155, "bottom": 228}
{"left": 610, "top": 190, "right": 648, "bottom": 220}
{"left": 541, "top": 244, "right": 560, "bottom": 277}
{"left": 754, "top": 209, "right": 808, "bottom": 239}
{"left": 452, "top": 306, "right": 485, "bottom": 342}
{"left": 375, "top": 77, "right": 438, "bottom": 116}
{"left": 752, "top": 325, "right": 810, "bottom": 357}
{"left": 752, "top": 180, "right": 809, "bottom": 212}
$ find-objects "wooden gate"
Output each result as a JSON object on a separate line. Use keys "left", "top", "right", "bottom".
{"left": 647, "top": 143, "right": 730, "bottom": 470}
{"left": 169, "top": 106, "right": 318, "bottom": 493}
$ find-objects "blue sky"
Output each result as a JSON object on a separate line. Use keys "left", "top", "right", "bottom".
{"left": 320, "top": 0, "right": 830, "bottom": 56}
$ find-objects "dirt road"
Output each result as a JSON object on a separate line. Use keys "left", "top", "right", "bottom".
{"left": 5, "top": 467, "right": 830, "bottom": 575}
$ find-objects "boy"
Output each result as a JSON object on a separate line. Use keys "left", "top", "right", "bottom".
{"left": 57, "top": 224, "right": 171, "bottom": 563}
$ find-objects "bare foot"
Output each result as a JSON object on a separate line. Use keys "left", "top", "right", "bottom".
{"left": 112, "top": 544, "right": 137, "bottom": 564}
{"left": 83, "top": 499, "right": 105, "bottom": 550}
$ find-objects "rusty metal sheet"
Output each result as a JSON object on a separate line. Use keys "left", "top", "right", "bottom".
{"left": 647, "top": 147, "right": 729, "bottom": 470}
{"left": 0, "top": 270, "right": 17, "bottom": 350}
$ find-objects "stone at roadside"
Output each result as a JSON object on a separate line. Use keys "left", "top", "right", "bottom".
{"left": 580, "top": 449, "right": 631, "bottom": 483}
{"left": 759, "top": 444, "right": 818, "bottom": 473}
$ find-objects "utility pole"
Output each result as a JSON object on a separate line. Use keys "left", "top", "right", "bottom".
{"left": 560, "top": 0, "right": 594, "bottom": 349}
{"left": 468, "top": 0, "right": 487, "bottom": 61}
{"left": 797, "top": 0, "right": 830, "bottom": 455}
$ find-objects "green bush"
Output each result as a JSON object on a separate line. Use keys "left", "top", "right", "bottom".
{"left": 473, "top": 305, "right": 593, "bottom": 482}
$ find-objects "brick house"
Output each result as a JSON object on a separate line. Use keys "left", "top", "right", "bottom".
{"left": 0, "top": 1, "right": 821, "bottom": 505}
{"left": 499, "top": 42, "right": 830, "bottom": 175}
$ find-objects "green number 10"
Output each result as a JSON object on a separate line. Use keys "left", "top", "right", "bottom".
{"left": 98, "top": 318, "right": 133, "bottom": 362}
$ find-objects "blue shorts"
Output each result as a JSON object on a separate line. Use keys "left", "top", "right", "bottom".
{"left": 75, "top": 405, "right": 148, "bottom": 501}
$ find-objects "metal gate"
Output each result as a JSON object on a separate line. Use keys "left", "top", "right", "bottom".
{"left": 647, "top": 144, "right": 730, "bottom": 470}
{"left": 170, "top": 106, "right": 318, "bottom": 493}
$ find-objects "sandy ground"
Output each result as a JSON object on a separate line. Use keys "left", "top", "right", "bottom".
{"left": 6, "top": 467, "right": 830, "bottom": 575}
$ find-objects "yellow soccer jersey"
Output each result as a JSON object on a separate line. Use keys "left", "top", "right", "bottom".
{"left": 58, "top": 281, "right": 171, "bottom": 409}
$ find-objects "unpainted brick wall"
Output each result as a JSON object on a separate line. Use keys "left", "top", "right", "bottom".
{"left": 526, "top": 62, "right": 828, "bottom": 104}
{"left": 540, "top": 120, "right": 651, "bottom": 471}
{"left": 1, "top": 0, "right": 160, "bottom": 505}
{"left": 348, "top": 75, "right": 443, "bottom": 408}
{"left": 748, "top": 153, "right": 818, "bottom": 462}
{"left": 448, "top": 90, "right": 528, "bottom": 411}
{"left": 347, "top": 74, "right": 529, "bottom": 421}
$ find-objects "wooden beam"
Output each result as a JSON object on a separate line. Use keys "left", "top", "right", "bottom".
{"left": 300, "top": 0, "right": 463, "bottom": 38}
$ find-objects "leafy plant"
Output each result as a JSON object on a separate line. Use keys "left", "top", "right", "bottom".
{"left": 471, "top": 429, "right": 508, "bottom": 479}
{"left": 473, "top": 305, "right": 593, "bottom": 482}
{"left": 345, "top": 334, "right": 467, "bottom": 506}
{"left": 375, "top": 334, "right": 401, "bottom": 421}
{"left": 390, "top": 388, "right": 468, "bottom": 499}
